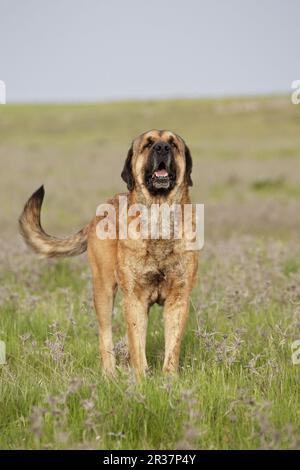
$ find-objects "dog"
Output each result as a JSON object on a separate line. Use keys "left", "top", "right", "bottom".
{"left": 19, "top": 130, "right": 199, "bottom": 378}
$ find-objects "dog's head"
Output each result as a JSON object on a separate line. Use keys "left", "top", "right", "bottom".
{"left": 121, "top": 130, "right": 193, "bottom": 196}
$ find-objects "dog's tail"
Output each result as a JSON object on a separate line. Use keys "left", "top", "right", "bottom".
{"left": 19, "top": 186, "right": 89, "bottom": 258}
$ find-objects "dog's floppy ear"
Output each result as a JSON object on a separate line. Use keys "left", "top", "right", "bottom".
{"left": 185, "top": 144, "right": 193, "bottom": 186}
{"left": 121, "top": 144, "right": 134, "bottom": 190}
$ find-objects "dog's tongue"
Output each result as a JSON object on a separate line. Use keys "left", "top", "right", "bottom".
{"left": 154, "top": 169, "right": 168, "bottom": 177}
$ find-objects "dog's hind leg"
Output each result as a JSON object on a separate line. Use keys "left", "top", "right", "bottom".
{"left": 92, "top": 272, "right": 117, "bottom": 376}
{"left": 88, "top": 233, "right": 118, "bottom": 377}
{"left": 87, "top": 224, "right": 119, "bottom": 377}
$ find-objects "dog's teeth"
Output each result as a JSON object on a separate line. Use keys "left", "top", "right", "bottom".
{"left": 154, "top": 170, "right": 168, "bottom": 178}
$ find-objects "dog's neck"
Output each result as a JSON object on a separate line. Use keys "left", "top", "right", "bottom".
{"left": 128, "top": 184, "right": 190, "bottom": 207}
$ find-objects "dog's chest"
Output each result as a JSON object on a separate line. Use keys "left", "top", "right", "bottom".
{"left": 118, "top": 238, "right": 189, "bottom": 304}
{"left": 137, "top": 240, "right": 186, "bottom": 293}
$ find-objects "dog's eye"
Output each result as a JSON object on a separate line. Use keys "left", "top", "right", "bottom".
{"left": 171, "top": 141, "right": 178, "bottom": 150}
{"left": 143, "top": 140, "right": 153, "bottom": 150}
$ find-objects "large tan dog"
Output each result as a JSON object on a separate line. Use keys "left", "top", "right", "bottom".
{"left": 19, "top": 130, "right": 199, "bottom": 378}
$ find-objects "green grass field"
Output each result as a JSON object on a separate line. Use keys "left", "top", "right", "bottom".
{"left": 0, "top": 96, "right": 300, "bottom": 449}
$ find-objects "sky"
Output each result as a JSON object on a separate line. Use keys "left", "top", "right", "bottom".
{"left": 1, "top": 0, "right": 299, "bottom": 102}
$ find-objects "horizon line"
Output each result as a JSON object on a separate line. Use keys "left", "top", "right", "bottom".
{"left": 2, "top": 91, "right": 289, "bottom": 106}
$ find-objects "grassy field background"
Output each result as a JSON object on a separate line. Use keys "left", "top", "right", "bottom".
{"left": 0, "top": 96, "right": 300, "bottom": 449}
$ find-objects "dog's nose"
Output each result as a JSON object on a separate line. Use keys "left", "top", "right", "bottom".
{"left": 153, "top": 141, "right": 171, "bottom": 156}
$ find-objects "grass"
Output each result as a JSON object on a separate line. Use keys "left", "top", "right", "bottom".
{"left": 0, "top": 95, "right": 300, "bottom": 449}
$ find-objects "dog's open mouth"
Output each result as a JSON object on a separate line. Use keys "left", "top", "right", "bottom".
{"left": 152, "top": 163, "right": 170, "bottom": 188}
{"left": 153, "top": 168, "right": 169, "bottom": 178}
{"left": 145, "top": 157, "right": 176, "bottom": 194}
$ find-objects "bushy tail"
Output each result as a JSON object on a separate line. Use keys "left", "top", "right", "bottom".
{"left": 19, "top": 186, "right": 89, "bottom": 258}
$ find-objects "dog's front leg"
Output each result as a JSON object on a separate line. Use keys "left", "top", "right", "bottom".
{"left": 123, "top": 292, "right": 149, "bottom": 379}
{"left": 163, "top": 294, "right": 190, "bottom": 374}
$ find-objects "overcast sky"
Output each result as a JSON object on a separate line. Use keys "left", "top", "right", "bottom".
{"left": 1, "top": 0, "right": 299, "bottom": 102}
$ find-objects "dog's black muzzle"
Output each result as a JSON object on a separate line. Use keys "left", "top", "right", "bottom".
{"left": 144, "top": 141, "right": 177, "bottom": 194}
